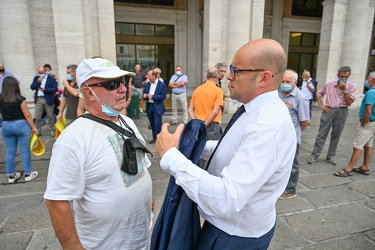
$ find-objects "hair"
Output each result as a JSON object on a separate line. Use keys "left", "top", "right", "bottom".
{"left": 303, "top": 70, "right": 311, "bottom": 77}
{"left": 338, "top": 66, "right": 351, "bottom": 75}
{"left": 154, "top": 67, "right": 161, "bottom": 73}
{"left": 149, "top": 70, "right": 158, "bottom": 77}
{"left": 1, "top": 77, "right": 21, "bottom": 103}
{"left": 207, "top": 68, "right": 219, "bottom": 78}
{"left": 215, "top": 62, "right": 227, "bottom": 69}
{"left": 67, "top": 64, "right": 78, "bottom": 72}
{"left": 369, "top": 71, "right": 375, "bottom": 79}
{"left": 285, "top": 69, "right": 298, "bottom": 82}
{"left": 176, "top": 65, "right": 183, "bottom": 69}
{"left": 43, "top": 63, "right": 52, "bottom": 70}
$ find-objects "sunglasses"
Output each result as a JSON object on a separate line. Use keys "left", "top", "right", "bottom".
{"left": 86, "top": 79, "right": 124, "bottom": 91}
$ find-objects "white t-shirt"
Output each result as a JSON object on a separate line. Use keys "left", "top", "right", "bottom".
{"left": 301, "top": 78, "right": 314, "bottom": 100}
{"left": 44, "top": 115, "right": 152, "bottom": 249}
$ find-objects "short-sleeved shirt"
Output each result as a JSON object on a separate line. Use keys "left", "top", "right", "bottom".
{"left": 359, "top": 87, "right": 375, "bottom": 121}
{"left": 279, "top": 87, "right": 310, "bottom": 144}
{"left": 131, "top": 73, "right": 146, "bottom": 88}
{"left": 0, "top": 94, "right": 26, "bottom": 121}
{"left": 301, "top": 78, "right": 314, "bottom": 100}
{"left": 317, "top": 80, "right": 356, "bottom": 107}
{"left": 169, "top": 74, "right": 188, "bottom": 94}
{"left": 63, "top": 82, "right": 79, "bottom": 119}
{"left": 190, "top": 80, "right": 223, "bottom": 123}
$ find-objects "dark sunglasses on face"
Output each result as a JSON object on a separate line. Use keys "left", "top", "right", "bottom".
{"left": 86, "top": 79, "right": 124, "bottom": 91}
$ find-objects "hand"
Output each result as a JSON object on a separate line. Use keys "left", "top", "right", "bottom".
{"left": 32, "top": 128, "right": 38, "bottom": 134}
{"left": 338, "top": 81, "right": 346, "bottom": 91}
{"left": 156, "top": 123, "right": 184, "bottom": 157}
{"left": 56, "top": 113, "right": 62, "bottom": 121}
{"left": 38, "top": 77, "right": 43, "bottom": 83}
{"left": 147, "top": 94, "right": 153, "bottom": 99}
{"left": 38, "top": 87, "right": 45, "bottom": 91}
{"left": 319, "top": 104, "right": 329, "bottom": 112}
{"left": 143, "top": 93, "right": 148, "bottom": 99}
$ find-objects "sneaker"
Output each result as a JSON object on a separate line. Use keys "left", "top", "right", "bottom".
{"left": 139, "top": 108, "right": 143, "bottom": 113}
{"left": 8, "top": 172, "right": 21, "bottom": 183}
{"left": 50, "top": 131, "right": 55, "bottom": 137}
{"left": 307, "top": 157, "right": 316, "bottom": 165}
{"left": 25, "top": 171, "right": 38, "bottom": 181}
{"left": 279, "top": 191, "right": 297, "bottom": 200}
{"left": 326, "top": 158, "right": 337, "bottom": 166}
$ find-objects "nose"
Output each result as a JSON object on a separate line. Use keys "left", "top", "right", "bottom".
{"left": 226, "top": 74, "right": 234, "bottom": 81}
{"left": 118, "top": 82, "right": 127, "bottom": 93}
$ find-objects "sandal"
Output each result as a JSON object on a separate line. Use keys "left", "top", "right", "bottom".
{"left": 334, "top": 169, "right": 353, "bottom": 177}
{"left": 352, "top": 167, "right": 370, "bottom": 175}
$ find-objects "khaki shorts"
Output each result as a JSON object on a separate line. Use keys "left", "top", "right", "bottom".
{"left": 132, "top": 87, "right": 143, "bottom": 99}
{"left": 353, "top": 122, "right": 375, "bottom": 149}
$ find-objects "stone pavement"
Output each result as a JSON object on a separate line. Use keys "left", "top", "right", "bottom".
{"left": 0, "top": 105, "right": 374, "bottom": 250}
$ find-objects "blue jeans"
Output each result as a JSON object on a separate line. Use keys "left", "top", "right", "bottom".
{"left": 2, "top": 119, "right": 32, "bottom": 175}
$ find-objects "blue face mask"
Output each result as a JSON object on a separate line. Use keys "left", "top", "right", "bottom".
{"left": 66, "top": 74, "right": 74, "bottom": 81}
{"left": 102, "top": 104, "right": 121, "bottom": 117}
{"left": 38, "top": 73, "right": 45, "bottom": 78}
{"left": 46, "top": 71, "right": 51, "bottom": 75}
{"left": 338, "top": 77, "right": 348, "bottom": 84}
{"left": 280, "top": 84, "right": 293, "bottom": 92}
{"left": 176, "top": 71, "right": 182, "bottom": 76}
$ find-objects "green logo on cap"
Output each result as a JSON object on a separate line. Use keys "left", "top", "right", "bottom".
{"left": 99, "top": 61, "right": 115, "bottom": 67}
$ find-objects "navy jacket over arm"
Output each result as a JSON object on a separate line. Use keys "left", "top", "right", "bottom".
{"left": 151, "top": 119, "right": 207, "bottom": 250}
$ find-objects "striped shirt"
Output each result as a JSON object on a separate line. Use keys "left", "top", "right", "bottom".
{"left": 317, "top": 80, "right": 356, "bottom": 107}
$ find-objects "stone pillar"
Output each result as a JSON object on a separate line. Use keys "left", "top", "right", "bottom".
{"left": 97, "top": 0, "right": 117, "bottom": 62}
{"left": 0, "top": 0, "right": 36, "bottom": 100}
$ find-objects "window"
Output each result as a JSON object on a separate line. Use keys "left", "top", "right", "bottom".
{"left": 114, "top": 0, "right": 174, "bottom": 6}
{"left": 292, "top": 0, "right": 323, "bottom": 18}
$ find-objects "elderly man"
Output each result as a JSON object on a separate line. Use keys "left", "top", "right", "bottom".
{"left": 215, "top": 62, "right": 227, "bottom": 88}
{"left": 169, "top": 65, "right": 188, "bottom": 125}
{"left": 188, "top": 67, "right": 224, "bottom": 140}
{"left": 44, "top": 58, "right": 153, "bottom": 249}
{"left": 156, "top": 39, "right": 296, "bottom": 249}
{"left": 334, "top": 71, "right": 375, "bottom": 177}
{"left": 143, "top": 70, "right": 167, "bottom": 144}
{"left": 308, "top": 66, "right": 356, "bottom": 165}
{"left": 279, "top": 69, "right": 310, "bottom": 199}
{"left": 30, "top": 65, "right": 58, "bottom": 137}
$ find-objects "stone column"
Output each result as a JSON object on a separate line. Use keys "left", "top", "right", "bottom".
{"left": 0, "top": 0, "right": 36, "bottom": 100}
{"left": 97, "top": 0, "right": 117, "bottom": 62}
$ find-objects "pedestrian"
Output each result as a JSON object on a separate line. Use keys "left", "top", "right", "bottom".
{"left": 56, "top": 64, "right": 80, "bottom": 126}
{"left": 0, "top": 63, "right": 16, "bottom": 127}
{"left": 188, "top": 67, "right": 223, "bottom": 140}
{"left": 301, "top": 70, "right": 317, "bottom": 122}
{"left": 307, "top": 66, "right": 356, "bottom": 166}
{"left": 155, "top": 38, "right": 296, "bottom": 249}
{"left": 0, "top": 76, "right": 38, "bottom": 183}
{"left": 44, "top": 57, "right": 154, "bottom": 249}
{"left": 169, "top": 65, "right": 188, "bottom": 125}
{"left": 215, "top": 62, "right": 227, "bottom": 88}
{"left": 143, "top": 70, "right": 167, "bottom": 144}
{"left": 279, "top": 69, "right": 310, "bottom": 199}
{"left": 334, "top": 71, "right": 375, "bottom": 177}
{"left": 154, "top": 67, "right": 164, "bottom": 82}
{"left": 30, "top": 65, "right": 58, "bottom": 137}
{"left": 129, "top": 64, "right": 147, "bottom": 113}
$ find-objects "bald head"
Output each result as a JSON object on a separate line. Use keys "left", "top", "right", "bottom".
{"left": 207, "top": 67, "right": 219, "bottom": 80}
{"left": 236, "top": 39, "right": 286, "bottom": 87}
{"left": 37, "top": 66, "right": 45, "bottom": 74}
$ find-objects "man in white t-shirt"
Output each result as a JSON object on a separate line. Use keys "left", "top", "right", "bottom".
{"left": 301, "top": 70, "right": 317, "bottom": 121}
{"left": 44, "top": 58, "right": 153, "bottom": 249}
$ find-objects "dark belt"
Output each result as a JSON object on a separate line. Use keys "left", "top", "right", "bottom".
{"left": 172, "top": 92, "right": 184, "bottom": 95}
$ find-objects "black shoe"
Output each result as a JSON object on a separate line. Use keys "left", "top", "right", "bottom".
{"left": 149, "top": 139, "right": 156, "bottom": 144}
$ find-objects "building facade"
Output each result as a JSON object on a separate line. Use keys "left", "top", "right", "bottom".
{"left": 0, "top": 0, "right": 374, "bottom": 112}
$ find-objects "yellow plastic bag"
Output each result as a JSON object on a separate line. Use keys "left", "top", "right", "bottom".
{"left": 30, "top": 134, "right": 45, "bottom": 156}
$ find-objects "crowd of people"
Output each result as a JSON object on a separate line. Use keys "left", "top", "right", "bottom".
{"left": 0, "top": 38, "right": 374, "bottom": 249}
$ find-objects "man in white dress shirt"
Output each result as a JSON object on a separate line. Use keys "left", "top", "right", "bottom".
{"left": 155, "top": 39, "right": 296, "bottom": 249}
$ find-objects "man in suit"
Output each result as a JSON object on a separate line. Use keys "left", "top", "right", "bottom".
{"left": 143, "top": 70, "right": 167, "bottom": 144}
{"left": 30, "top": 65, "right": 58, "bottom": 137}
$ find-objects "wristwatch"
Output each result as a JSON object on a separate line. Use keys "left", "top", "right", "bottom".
{"left": 344, "top": 91, "right": 348, "bottom": 94}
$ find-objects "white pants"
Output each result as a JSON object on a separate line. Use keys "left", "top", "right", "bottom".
{"left": 171, "top": 92, "right": 188, "bottom": 123}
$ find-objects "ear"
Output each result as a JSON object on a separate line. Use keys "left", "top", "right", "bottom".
{"left": 258, "top": 71, "right": 273, "bottom": 88}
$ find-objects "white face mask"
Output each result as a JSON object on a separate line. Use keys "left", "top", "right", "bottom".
{"left": 176, "top": 71, "right": 182, "bottom": 76}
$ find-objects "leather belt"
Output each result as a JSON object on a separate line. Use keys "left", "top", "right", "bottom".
{"left": 172, "top": 92, "right": 184, "bottom": 95}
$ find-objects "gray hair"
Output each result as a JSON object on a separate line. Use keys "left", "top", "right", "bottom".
{"left": 368, "top": 71, "right": 375, "bottom": 79}
{"left": 338, "top": 66, "right": 351, "bottom": 75}
{"left": 207, "top": 68, "right": 219, "bottom": 78}
{"left": 215, "top": 62, "right": 227, "bottom": 69}
{"left": 67, "top": 64, "right": 78, "bottom": 72}
{"left": 284, "top": 69, "right": 298, "bottom": 82}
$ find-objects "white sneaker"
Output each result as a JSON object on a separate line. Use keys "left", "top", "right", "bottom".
{"left": 25, "top": 171, "right": 38, "bottom": 181}
{"left": 8, "top": 172, "right": 21, "bottom": 183}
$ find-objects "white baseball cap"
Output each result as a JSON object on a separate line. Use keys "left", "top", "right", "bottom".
{"left": 76, "top": 58, "right": 135, "bottom": 87}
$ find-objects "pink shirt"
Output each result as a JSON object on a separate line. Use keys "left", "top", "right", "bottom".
{"left": 317, "top": 80, "right": 356, "bottom": 108}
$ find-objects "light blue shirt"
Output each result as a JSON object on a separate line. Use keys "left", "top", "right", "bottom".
{"left": 169, "top": 74, "right": 188, "bottom": 94}
{"left": 359, "top": 87, "right": 375, "bottom": 121}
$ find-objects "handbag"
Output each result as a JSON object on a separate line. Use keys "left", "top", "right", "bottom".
{"left": 82, "top": 114, "right": 152, "bottom": 175}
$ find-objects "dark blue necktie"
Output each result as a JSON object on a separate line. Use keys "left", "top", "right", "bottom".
{"left": 205, "top": 105, "right": 246, "bottom": 170}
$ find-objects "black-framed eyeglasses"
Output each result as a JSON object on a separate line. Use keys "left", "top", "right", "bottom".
{"left": 229, "top": 64, "right": 274, "bottom": 79}
{"left": 86, "top": 79, "right": 124, "bottom": 91}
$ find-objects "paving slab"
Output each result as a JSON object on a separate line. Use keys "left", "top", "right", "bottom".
{"left": 276, "top": 196, "right": 315, "bottom": 214}
{"left": 347, "top": 180, "right": 375, "bottom": 198}
{"left": 27, "top": 227, "right": 62, "bottom": 250}
{"left": 286, "top": 203, "right": 375, "bottom": 242}
{"left": 299, "top": 173, "right": 353, "bottom": 189}
{"left": 301, "top": 234, "right": 375, "bottom": 250}
{"left": 300, "top": 186, "right": 367, "bottom": 207}
{"left": 269, "top": 218, "right": 308, "bottom": 250}
{"left": 364, "top": 198, "right": 375, "bottom": 210}
{"left": 0, "top": 231, "right": 33, "bottom": 250}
